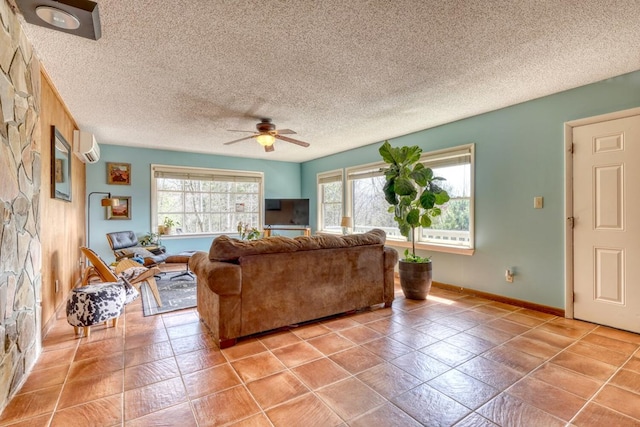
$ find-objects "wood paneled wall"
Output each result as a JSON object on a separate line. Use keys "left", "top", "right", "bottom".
{"left": 39, "top": 70, "right": 86, "bottom": 331}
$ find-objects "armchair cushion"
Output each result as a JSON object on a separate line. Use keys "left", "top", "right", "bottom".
{"left": 107, "top": 230, "right": 139, "bottom": 250}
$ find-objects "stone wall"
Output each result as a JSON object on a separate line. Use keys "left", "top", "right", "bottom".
{"left": 0, "top": 0, "right": 42, "bottom": 411}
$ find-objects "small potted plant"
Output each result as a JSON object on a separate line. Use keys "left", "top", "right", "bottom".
{"left": 237, "top": 221, "right": 261, "bottom": 240}
{"left": 162, "top": 217, "right": 179, "bottom": 235}
{"left": 379, "top": 140, "right": 450, "bottom": 299}
{"left": 139, "top": 232, "right": 160, "bottom": 246}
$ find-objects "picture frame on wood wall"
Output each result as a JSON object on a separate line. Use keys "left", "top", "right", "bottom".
{"left": 51, "top": 126, "right": 72, "bottom": 202}
{"left": 107, "top": 162, "right": 131, "bottom": 185}
{"left": 107, "top": 196, "right": 131, "bottom": 220}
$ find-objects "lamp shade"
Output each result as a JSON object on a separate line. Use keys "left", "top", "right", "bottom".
{"left": 101, "top": 197, "right": 119, "bottom": 207}
{"left": 340, "top": 216, "right": 352, "bottom": 227}
{"left": 256, "top": 134, "right": 275, "bottom": 146}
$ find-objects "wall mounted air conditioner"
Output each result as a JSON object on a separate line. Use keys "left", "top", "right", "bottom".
{"left": 73, "top": 130, "right": 100, "bottom": 163}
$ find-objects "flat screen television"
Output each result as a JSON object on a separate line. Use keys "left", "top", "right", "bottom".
{"left": 264, "top": 198, "right": 310, "bottom": 227}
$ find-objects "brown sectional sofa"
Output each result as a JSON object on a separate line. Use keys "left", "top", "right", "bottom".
{"left": 190, "top": 229, "right": 398, "bottom": 348}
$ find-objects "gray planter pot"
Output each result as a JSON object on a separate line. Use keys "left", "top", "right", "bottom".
{"left": 399, "top": 260, "right": 433, "bottom": 300}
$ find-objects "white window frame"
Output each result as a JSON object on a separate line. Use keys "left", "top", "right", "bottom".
{"left": 150, "top": 164, "right": 264, "bottom": 238}
{"left": 345, "top": 144, "right": 475, "bottom": 256}
{"left": 316, "top": 169, "right": 344, "bottom": 234}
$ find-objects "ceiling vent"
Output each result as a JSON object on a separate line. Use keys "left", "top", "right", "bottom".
{"left": 73, "top": 130, "right": 100, "bottom": 163}
{"left": 15, "top": 0, "right": 101, "bottom": 40}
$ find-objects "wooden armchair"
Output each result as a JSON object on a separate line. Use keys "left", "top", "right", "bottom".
{"left": 80, "top": 247, "right": 163, "bottom": 306}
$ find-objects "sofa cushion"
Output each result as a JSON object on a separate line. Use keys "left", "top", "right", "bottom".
{"left": 209, "top": 228, "right": 386, "bottom": 261}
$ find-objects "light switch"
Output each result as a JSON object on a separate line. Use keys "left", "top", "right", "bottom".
{"left": 534, "top": 196, "right": 543, "bottom": 209}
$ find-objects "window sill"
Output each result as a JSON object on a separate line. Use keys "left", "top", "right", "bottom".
{"left": 317, "top": 231, "right": 474, "bottom": 255}
{"left": 159, "top": 232, "right": 230, "bottom": 240}
{"left": 316, "top": 230, "right": 343, "bottom": 236}
{"left": 384, "top": 239, "right": 475, "bottom": 256}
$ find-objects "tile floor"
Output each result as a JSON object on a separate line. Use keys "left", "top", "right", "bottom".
{"left": 2, "top": 282, "right": 640, "bottom": 426}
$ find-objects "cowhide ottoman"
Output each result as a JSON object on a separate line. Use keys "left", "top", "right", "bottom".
{"left": 66, "top": 281, "right": 137, "bottom": 337}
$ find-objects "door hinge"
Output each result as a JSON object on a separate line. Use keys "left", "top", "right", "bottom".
{"left": 568, "top": 143, "right": 574, "bottom": 154}
{"left": 568, "top": 217, "right": 575, "bottom": 228}
{"left": 573, "top": 292, "right": 576, "bottom": 303}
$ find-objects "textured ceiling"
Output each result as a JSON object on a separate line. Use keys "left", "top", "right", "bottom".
{"left": 14, "top": 0, "right": 640, "bottom": 162}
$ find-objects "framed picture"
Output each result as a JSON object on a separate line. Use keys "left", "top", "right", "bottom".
{"left": 107, "top": 162, "right": 131, "bottom": 185}
{"left": 51, "top": 126, "right": 72, "bottom": 202}
{"left": 107, "top": 196, "right": 131, "bottom": 220}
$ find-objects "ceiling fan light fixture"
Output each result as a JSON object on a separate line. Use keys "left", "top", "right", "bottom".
{"left": 256, "top": 134, "right": 275, "bottom": 146}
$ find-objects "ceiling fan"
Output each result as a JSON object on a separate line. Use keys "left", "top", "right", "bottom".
{"left": 224, "top": 118, "right": 310, "bottom": 152}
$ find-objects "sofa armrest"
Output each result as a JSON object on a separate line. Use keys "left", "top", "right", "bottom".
{"left": 383, "top": 246, "right": 399, "bottom": 304}
{"left": 189, "top": 251, "right": 242, "bottom": 295}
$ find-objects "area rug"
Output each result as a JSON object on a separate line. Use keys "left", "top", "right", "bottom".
{"left": 140, "top": 271, "right": 197, "bottom": 316}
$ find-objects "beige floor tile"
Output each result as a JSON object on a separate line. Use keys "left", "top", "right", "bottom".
{"left": 182, "top": 363, "right": 241, "bottom": 398}
{"left": 594, "top": 384, "right": 640, "bottom": 420}
{"left": 271, "top": 341, "right": 324, "bottom": 368}
{"left": 124, "top": 377, "right": 187, "bottom": 420}
{"left": 246, "top": 371, "right": 309, "bottom": 409}
{"left": 529, "top": 362, "right": 602, "bottom": 399}
{"left": 265, "top": 393, "right": 342, "bottom": 427}
{"left": 316, "top": 377, "right": 386, "bottom": 420}
{"left": 550, "top": 351, "right": 617, "bottom": 381}
{"left": 330, "top": 346, "right": 384, "bottom": 374}
{"left": 572, "top": 402, "right": 640, "bottom": 427}
{"left": 349, "top": 402, "right": 423, "bottom": 427}
{"left": 0, "top": 385, "right": 62, "bottom": 425}
{"left": 391, "top": 350, "right": 451, "bottom": 382}
{"left": 50, "top": 394, "right": 122, "bottom": 427}
{"left": 392, "top": 383, "right": 471, "bottom": 426}
{"left": 506, "top": 377, "right": 585, "bottom": 421}
{"left": 477, "top": 393, "right": 565, "bottom": 427}
{"left": 125, "top": 402, "right": 198, "bottom": 427}
{"left": 192, "top": 385, "right": 261, "bottom": 426}
{"left": 357, "top": 362, "right": 422, "bottom": 399}
{"left": 457, "top": 356, "right": 522, "bottom": 391}
{"left": 428, "top": 369, "right": 499, "bottom": 409}
{"left": 58, "top": 370, "right": 123, "bottom": 409}
{"left": 124, "top": 357, "right": 180, "bottom": 391}
{"left": 231, "top": 351, "right": 286, "bottom": 382}
{"left": 291, "top": 357, "right": 351, "bottom": 389}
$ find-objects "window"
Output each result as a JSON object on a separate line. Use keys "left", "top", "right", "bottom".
{"left": 317, "top": 169, "right": 343, "bottom": 233}
{"left": 151, "top": 165, "right": 263, "bottom": 235}
{"left": 345, "top": 144, "right": 474, "bottom": 250}
{"left": 417, "top": 145, "right": 474, "bottom": 247}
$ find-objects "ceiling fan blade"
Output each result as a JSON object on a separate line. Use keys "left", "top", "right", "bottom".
{"left": 227, "top": 130, "right": 257, "bottom": 133}
{"left": 276, "top": 129, "right": 296, "bottom": 135}
{"left": 264, "top": 144, "right": 275, "bottom": 152}
{"left": 275, "top": 134, "right": 310, "bottom": 147}
{"left": 224, "top": 135, "right": 256, "bottom": 145}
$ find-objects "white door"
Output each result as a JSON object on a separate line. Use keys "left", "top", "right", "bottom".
{"left": 573, "top": 114, "right": 640, "bottom": 333}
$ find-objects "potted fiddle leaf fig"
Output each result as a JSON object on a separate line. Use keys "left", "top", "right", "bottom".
{"left": 379, "top": 140, "right": 450, "bottom": 299}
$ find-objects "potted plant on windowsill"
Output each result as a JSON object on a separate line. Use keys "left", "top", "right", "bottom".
{"left": 379, "top": 140, "right": 450, "bottom": 300}
{"left": 162, "top": 217, "right": 179, "bottom": 235}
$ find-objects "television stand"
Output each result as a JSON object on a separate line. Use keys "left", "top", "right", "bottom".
{"left": 263, "top": 227, "right": 311, "bottom": 237}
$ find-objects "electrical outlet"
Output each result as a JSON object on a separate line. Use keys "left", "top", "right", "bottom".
{"left": 505, "top": 269, "right": 514, "bottom": 283}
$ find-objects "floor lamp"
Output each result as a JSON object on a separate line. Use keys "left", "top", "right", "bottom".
{"left": 87, "top": 192, "right": 119, "bottom": 249}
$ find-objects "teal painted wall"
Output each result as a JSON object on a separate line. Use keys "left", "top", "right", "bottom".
{"left": 86, "top": 145, "right": 301, "bottom": 261}
{"left": 301, "top": 70, "right": 640, "bottom": 309}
